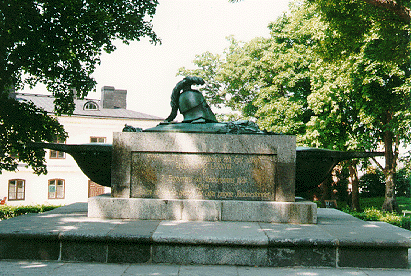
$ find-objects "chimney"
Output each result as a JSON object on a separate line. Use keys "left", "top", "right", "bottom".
{"left": 101, "top": 86, "right": 127, "bottom": 109}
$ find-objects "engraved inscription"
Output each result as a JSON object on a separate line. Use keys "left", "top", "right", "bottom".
{"left": 131, "top": 152, "right": 276, "bottom": 201}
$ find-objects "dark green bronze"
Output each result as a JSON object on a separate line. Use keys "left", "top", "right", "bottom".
{"left": 145, "top": 120, "right": 275, "bottom": 134}
{"left": 28, "top": 142, "right": 383, "bottom": 194}
{"left": 29, "top": 142, "right": 112, "bottom": 187}
{"left": 165, "top": 76, "right": 217, "bottom": 124}
{"left": 295, "top": 147, "right": 384, "bottom": 194}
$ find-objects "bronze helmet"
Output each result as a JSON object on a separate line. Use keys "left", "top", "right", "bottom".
{"left": 165, "top": 76, "right": 217, "bottom": 123}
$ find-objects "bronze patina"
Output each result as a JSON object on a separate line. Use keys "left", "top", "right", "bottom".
{"left": 165, "top": 76, "right": 217, "bottom": 124}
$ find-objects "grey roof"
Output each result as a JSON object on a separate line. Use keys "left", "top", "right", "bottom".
{"left": 10, "top": 93, "right": 164, "bottom": 120}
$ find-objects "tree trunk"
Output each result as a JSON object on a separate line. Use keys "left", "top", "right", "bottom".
{"left": 348, "top": 160, "right": 360, "bottom": 211}
{"left": 381, "top": 122, "right": 399, "bottom": 213}
{"left": 382, "top": 169, "right": 399, "bottom": 212}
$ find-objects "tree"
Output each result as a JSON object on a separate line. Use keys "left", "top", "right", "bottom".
{"left": 310, "top": 0, "right": 411, "bottom": 212}
{"left": 178, "top": 3, "right": 364, "bottom": 209}
{"left": 178, "top": 6, "right": 317, "bottom": 137}
{"left": 181, "top": 1, "right": 411, "bottom": 212}
{"left": 0, "top": 95, "right": 67, "bottom": 175}
{"left": 1, "top": 0, "right": 160, "bottom": 174}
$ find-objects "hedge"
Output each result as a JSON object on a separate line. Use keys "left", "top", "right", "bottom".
{"left": 0, "top": 205, "right": 61, "bottom": 220}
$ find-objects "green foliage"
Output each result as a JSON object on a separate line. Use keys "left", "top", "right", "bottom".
{"left": 310, "top": 0, "right": 411, "bottom": 212}
{"left": 342, "top": 197, "right": 411, "bottom": 230}
{"left": 359, "top": 168, "right": 411, "bottom": 198}
{"left": 0, "top": 0, "right": 160, "bottom": 174}
{"left": 0, "top": 204, "right": 61, "bottom": 220}
{"left": 309, "top": 0, "right": 410, "bottom": 63}
{"left": 1, "top": 0, "right": 160, "bottom": 112}
{"left": 178, "top": 2, "right": 376, "bottom": 152}
{"left": 180, "top": 0, "right": 411, "bottom": 211}
{"left": 0, "top": 94, "right": 67, "bottom": 174}
{"left": 359, "top": 169, "right": 386, "bottom": 198}
{"left": 395, "top": 167, "right": 411, "bottom": 197}
{"left": 179, "top": 3, "right": 319, "bottom": 139}
{"left": 348, "top": 207, "right": 411, "bottom": 230}
{"left": 398, "top": 196, "right": 411, "bottom": 211}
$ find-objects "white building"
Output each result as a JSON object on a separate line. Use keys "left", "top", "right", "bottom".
{"left": 1, "top": 87, "right": 163, "bottom": 206}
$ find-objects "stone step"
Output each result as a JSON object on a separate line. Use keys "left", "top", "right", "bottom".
{"left": 0, "top": 203, "right": 409, "bottom": 268}
{"left": 88, "top": 194, "right": 317, "bottom": 224}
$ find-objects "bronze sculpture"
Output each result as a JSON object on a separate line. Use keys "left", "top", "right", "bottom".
{"left": 165, "top": 76, "right": 217, "bottom": 124}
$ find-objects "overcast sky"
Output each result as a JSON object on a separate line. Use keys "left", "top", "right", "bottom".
{"left": 24, "top": 0, "right": 291, "bottom": 118}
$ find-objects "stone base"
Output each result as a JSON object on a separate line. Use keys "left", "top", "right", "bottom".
{"left": 1, "top": 203, "right": 410, "bottom": 268}
{"left": 88, "top": 194, "right": 317, "bottom": 224}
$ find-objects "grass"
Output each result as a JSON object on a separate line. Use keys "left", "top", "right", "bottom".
{"left": 397, "top": 197, "right": 411, "bottom": 212}
{"left": 314, "top": 197, "right": 411, "bottom": 230}
{"left": 0, "top": 204, "right": 62, "bottom": 221}
{"left": 340, "top": 196, "right": 411, "bottom": 230}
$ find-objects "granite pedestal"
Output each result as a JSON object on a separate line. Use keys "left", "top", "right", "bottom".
{"left": 89, "top": 132, "right": 317, "bottom": 224}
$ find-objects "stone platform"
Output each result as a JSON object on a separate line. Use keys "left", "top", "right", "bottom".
{"left": 0, "top": 203, "right": 410, "bottom": 269}
{"left": 88, "top": 194, "right": 317, "bottom": 224}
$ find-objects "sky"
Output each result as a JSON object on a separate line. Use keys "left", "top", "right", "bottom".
{"left": 23, "top": 0, "right": 291, "bottom": 119}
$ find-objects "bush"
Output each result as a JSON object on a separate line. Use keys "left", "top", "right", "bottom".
{"left": 0, "top": 205, "right": 61, "bottom": 220}
{"left": 339, "top": 197, "right": 411, "bottom": 230}
{"left": 359, "top": 168, "right": 411, "bottom": 198}
{"left": 395, "top": 168, "right": 411, "bottom": 197}
{"left": 359, "top": 170, "right": 385, "bottom": 198}
{"left": 346, "top": 206, "right": 411, "bottom": 230}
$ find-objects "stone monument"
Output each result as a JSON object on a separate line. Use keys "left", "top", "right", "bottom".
{"left": 28, "top": 77, "right": 385, "bottom": 223}
{"left": 88, "top": 76, "right": 317, "bottom": 223}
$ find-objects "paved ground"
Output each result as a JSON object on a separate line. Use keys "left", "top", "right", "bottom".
{"left": 1, "top": 203, "right": 411, "bottom": 274}
{"left": 1, "top": 260, "right": 411, "bottom": 276}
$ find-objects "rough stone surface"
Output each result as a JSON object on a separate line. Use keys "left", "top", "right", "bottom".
{"left": 152, "top": 244, "right": 269, "bottom": 266}
{"left": 112, "top": 132, "right": 296, "bottom": 202}
{"left": 88, "top": 195, "right": 183, "bottom": 220}
{"left": 338, "top": 247, "right": 409, "bottom": 268}
{"left": 221, "top": 200, "right": 317, "bottom": 223}
{"left": 61, "top": 240, "right": 107, "bottom": 262}
{"left": 152, "top": 221, "right": 268, "bottom": 245}
{"left": 181, "top": 200, "right": 221, "bottom": 221}
{"left": 0, "top": 237, "right": 60, "bottom": 260}
{"left": 107, "top": 243, "right": 151, "bottom": 263}
{"left": 0, "top": 203, "right": 409, "bottom": 269}
{"left": 268, "top": 246, "right": 336, "bottom": 267}
{"left": 88, "top": 194, "right": 317, "bottom": 223}
{"left": 2, "top": 260, "right": 411, "bottom": 276}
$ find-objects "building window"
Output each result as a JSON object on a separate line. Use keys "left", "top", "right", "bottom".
{"left": 8, "top": 179, "right": 25, "bottom": 200}
{"left": 48, "top": 179, "right": 65, "bottom": 199}
{"left": 84, "top": 101, "right": 99, "bottom": 110}
{"left": 90, "top": 137, "right": 106, "bottom": 143}
{"left": 50, "top": 139, "right": 65, "bottom": 159}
